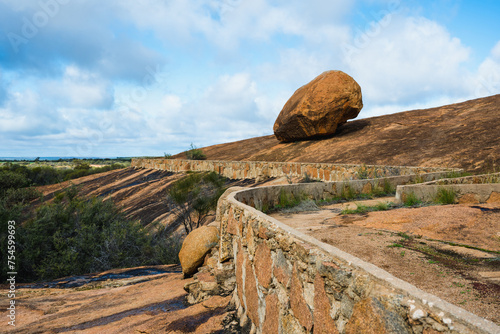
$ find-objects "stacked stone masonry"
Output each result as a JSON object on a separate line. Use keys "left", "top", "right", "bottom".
{"left": 131, "top": 158, "right": 456, "bottom": 182}
{"left": 395, "top": 172, "right": 500, "bottom": 205}
{"left": 133, "top": 158, "right": 499, "bottom": 333}
{"left": 218, "top": 178, "right": 499, "bottom": 334}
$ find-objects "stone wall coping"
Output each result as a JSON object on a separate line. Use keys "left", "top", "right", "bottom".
{"left": 420, "top": 172, "right": 500, "bottom": 185}
{"left": 227, "top": 185, "right": 500, "bottom": 334}
{"left": 132, "top": 158, "right": 460, "bottom": 172}
{"left": 395, "top": 173, "right": 500, "bottom": 203}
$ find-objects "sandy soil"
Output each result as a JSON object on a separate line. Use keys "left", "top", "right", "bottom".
{"left": 271, "top": 199, "right": 500, "bottom": 324}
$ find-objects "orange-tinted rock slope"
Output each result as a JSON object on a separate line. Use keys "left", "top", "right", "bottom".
{"left": 183, "top": 95, "right": 500, "bottom": 173}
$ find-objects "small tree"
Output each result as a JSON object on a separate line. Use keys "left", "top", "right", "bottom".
{"left": 167, "top": 172, "right": 226, "bottom": 234}
{"left": 186, "top": 143, "right": 206, "bottom": 160}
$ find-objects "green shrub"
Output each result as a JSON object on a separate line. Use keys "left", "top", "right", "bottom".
{"left": 186, "top": 143, "right": 206, "bottom": 160}
{"left": 167, "top": 172, "right": 226, "bottom": 233}
{"left": 340, "top": 201, "right": 392, "bottom": 215}
{"left": 276, "top": 189, "right": 303, "bottom": 209}
{"left": 445, "top": 171, "right": 471, "bottom": 179}
{"left": 0, "top": 161, "right": 126, "bottom": 187}
{"left": 0, "top": 171, "right": 29, "bottom": 191}
{"left": 376, "top": 201, "right": 390, "bottom": 211}
{"left": 1, "top": 186, "right": 180, "bottom": 283}
{"left": 403, "top": 192, "right": 421, "bottom": 207}
{"left": 372, "top": 180, "right": 396, "bottom": 196}
{"left": 341, "top": 204, "right": 369, "bottom": 215}
{"left": 340, "top": 183, "right": 356, "bottom": 200}
{"left": 316, "top": 196, "right": 342, "bottom": 206}
{"left": 435, "top": 187, "right": 456, "bottom": 205}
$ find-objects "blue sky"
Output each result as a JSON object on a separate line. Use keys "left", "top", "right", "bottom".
{"left": 1, "top": 0, "right": 499, "bottom": 157}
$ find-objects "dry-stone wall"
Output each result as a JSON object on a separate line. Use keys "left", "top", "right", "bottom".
{"left": 395, "top": 172, "right": 500, "bottom": 204}
{"left": 131, "top": 158, "right": 454, "bottom": 182}
{"left": 133, "top": 158, "right": 499, "bottom": 332}
{"left": 217, "top": 181, "right": 499, "bottom": 334}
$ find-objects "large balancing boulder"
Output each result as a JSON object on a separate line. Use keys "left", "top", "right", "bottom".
{"left": 273, "top": 70, "right": 363, "bottom": 142}
{"left": 179, "top": 226, "right": 219, "bottom": 277}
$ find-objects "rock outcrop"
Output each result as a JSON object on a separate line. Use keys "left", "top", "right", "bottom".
{"left": 179, "top": 226, "right": 220, "bottom": 276}
{"left": 273, "top": 70, "right": 363, "bottom": 142}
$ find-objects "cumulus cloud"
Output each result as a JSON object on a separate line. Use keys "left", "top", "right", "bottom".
{"left": 475, "top": 40, "right": 500, "bottom": 98}
{"left": 0, "top": 0, "right": 165, "bottom": 82}
{"left": 0, "top": 71, "right": 6, "bottom": 106}
{"left": 344, "top": 15, "right": 471, "bottom": 108}
{"left": 0, "top": 1, "right": 498, "bottom": 157}
{"left": 0, "top": 89, "right": 64, "bottom": 136}
{"left": 40, "top": 66, "right": 114, "bottom": 109}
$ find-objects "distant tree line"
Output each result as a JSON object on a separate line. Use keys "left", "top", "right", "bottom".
{"left": 0, "top": 161, "right": 126, "bottom": 187}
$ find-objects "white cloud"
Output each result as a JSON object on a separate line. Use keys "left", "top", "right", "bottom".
{"left": 344, "top": 15, "right": 472, "bottom": 107}
{"left": 0, "top": 71, "right": 6, "bottom": 106}
{"left": 1, "top": 1, "right": 498, "bottom": 157}
{"left": 474, "top": 40, "right": 500, "bottom": 98}
{"left": 41, "top": 66, "right": 114, "bottom": 109}
{"left": 0, "top": 0, "right": 165, "bottom": 82}
{"left": 0, "top": 89, "right": 62, "bottom": 135}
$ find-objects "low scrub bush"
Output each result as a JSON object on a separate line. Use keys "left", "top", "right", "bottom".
{"left": 340, "top": 183, "right": 356, "bottom": 200}
{"left": 186, "top": 143, "right": 206, "bottom": 160}
{"left": 261, "top": 190, "right": 309, "bottom": 213}
{"left": 1, "top": 187, "right": 181, "bottom": 283}
{"left": 434, "top": 187, "right": 456, "bottom": 205}
{"left": 372, "top": 180, "right": 395, "bottom": 196}
{"left": 403, "top": 192, "right": 422, "bottom": 207}
{"left": 167, "top": 171, "right": 226, "bottom": 233}
{"left": 341, "top": 201, "right": 393, "bottom": 215}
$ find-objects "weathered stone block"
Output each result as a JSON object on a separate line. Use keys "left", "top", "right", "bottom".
{"left": 258, "top": 225, "right": 275, "bottom": 240}
{"left": 362, "top": 182, "right": 372, "bottom": 194}
{"left": 340, "top": 294, "right": 355, "bottom": 319}
{"left": 486, "top": 191, "right": 500, "bottom": 203}
{"left": 318, "top": 261, "right": 352, "bottom": 289}
{"left": 350, "top": 274, "right": 373, "bottom": 299}
{"left": 246, "top": 224, "right": 256, "bottom": 256}
{"left": 273, "top": 249, "right": 291, "bottom": 287}
{"left": 458, "top": 192, "right": 480, "bottom": 204}
{"left": 291, "top": 265, "right": 313, "bottom": 331}
{"left": 345, "top": 297, "right": 411, "bottom": 334}
{"left": 314, "top": 275, "right": 339, "bottom": 334}
{"left": 236, "top": 240, "right": 245, "bottom": 306}
{"left": 227, "top": 208, "right": 239, "bottom": 235}
{"left": 245, "top": 257, "right": 260, "bottom": 326}
{"left": 255, "top": 242, "right": 273, "bottom": 289}
{"left": 262, "top": 293, "right": 280, "bottom": 334}
{"left": 281, "top": 312, "right": 306, "bottom": 334}
{"left": 291, "top": 241, "right": 310, "bottom": 265}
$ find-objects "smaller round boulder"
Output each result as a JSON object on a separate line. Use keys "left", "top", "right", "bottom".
{"left": 179, "top": 226, "right": 220, "bottom": 277}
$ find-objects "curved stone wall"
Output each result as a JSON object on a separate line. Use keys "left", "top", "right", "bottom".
{"left": 217, "top": 179, "right": 499, "bottom": 334}
{"left": 133, "top": 158, "right": 498, "bottom": 332}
